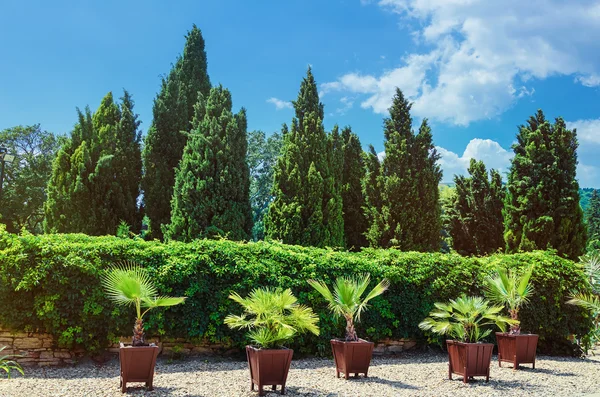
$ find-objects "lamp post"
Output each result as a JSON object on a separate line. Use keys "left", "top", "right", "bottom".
{"left": 0, "top": 147, "right": 15, "bottom": 201}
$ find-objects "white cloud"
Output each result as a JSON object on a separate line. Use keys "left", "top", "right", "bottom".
{"left": 566, "top": 118, "right": 600, "bottom": 146}
{"left": 332, "top": 96, "right": 355, "bottom": 116}
{"left": 323, "top": 0, "right": 600, "bottom": 125}
{"left": 266, "top": 97, "right": 292, "bottom": 110}
{"left": 437, "top": 138, "right": 512, "bottom": 181}
{"left": 578, "top": 163, "right": 599, "bottom": 188}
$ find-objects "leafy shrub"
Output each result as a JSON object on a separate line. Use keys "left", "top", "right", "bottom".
{"left": 0, "top": 227, "right": 592, "bottom": 355}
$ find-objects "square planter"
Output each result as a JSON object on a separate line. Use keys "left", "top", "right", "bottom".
{"left": 496, "top": 333, "right": 538, "bottom": 370}
{"left": 446, "top": 340, "right": 493, "bottom": 383}
{"left": 119, "top": 343, "right": 159, "bottom": 393}
{"left": 331, "top": 339, "right": 374, "bottom": 379}
{"left": 246, "top": 345, "right": 293, "bottom": 396}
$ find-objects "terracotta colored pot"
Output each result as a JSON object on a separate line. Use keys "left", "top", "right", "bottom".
{"left": 119, "top": 343, "right": 159, "bottom": 393}
{"left": 330, "top": 339, "right": 374, "bottom": 379}
{"left": 446, "top": 340, "right": 493, "bottom": 383}
{"left": 246, "top": 345, "right": 293, "bottom": 396}
{"left": 496, "top": 333, "right": 538, "bottom": 370}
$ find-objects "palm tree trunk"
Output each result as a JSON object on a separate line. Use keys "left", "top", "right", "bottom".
{"left": 345, "top": 316, "right": 358, "bottom": 341}
{"left": 509, "top": 309, "right": 520, "bottom": 335}
{"left": 132, "top": 317, "right": 147, "bottom": 346}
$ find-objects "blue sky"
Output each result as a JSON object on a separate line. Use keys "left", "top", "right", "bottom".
{"left": 1, "top": 0, "right": 599, "bottom": 186}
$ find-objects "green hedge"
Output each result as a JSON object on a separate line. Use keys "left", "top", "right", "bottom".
{"left": 0, "top": 228, "right": 593, "bottom": 355}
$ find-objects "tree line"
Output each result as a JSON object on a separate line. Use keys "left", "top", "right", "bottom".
{"left": 0, "top": 25, "right": 595, "bottom": 260}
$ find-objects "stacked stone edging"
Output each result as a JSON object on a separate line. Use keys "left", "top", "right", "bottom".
{"left": 0, "top": 328, "right": 83, "bottom": 366}
{"left": 1, "top": 327, "right": 417, "bottom": 366}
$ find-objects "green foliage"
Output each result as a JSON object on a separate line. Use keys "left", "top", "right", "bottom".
{"left": 485, "top": 265, "right": 534, "bottom": 333}
{"left": 164, "top": 86, "right": 252, "bottom": 241}
{"left": 101, "top": 261, "right": 186, "bottom": 320}
{"left": 308, "top": 274, "right": 389, "bottom": 341}
{"left": 0, "top": 346, "right": 24, "bottom": 379}
{"left": 504, "top": 110, "right": 586, "bottom": 260}
{"left": 224, "top": 288, "right": 319, "bottom": 348}
{"left": 447, "top": 159, "right": 505, "bottom": 255}
{"left": 142, "top": 25, "right": 211, "bottom": 240}
{"left": 0, "top": 125, "right": 59, "bottom": 234}
{"left": 247, "top": 130, "right": 283, "bottom": 241}
{"left": 0, "top": 228, "right": 592, "bottom": 355}
{"left": 419, "top": 295, "right": 515, "bottom": 343}
{"left": 265, "top": 67, "right": 344, "bottom": 248}
{"left": 44, "top": 91, "right": 142, "bottom": 235}
{"left": 585, "top": 189, "right": 600, "bottom": 248}
{"left": 365, "top": 89, "right": 442, "bottom": 251}
{"left": 340, "top": 127, "right": 369, "bottom": 250}
{"left": 567, "top": 253, "right": 600, "bottom": 349}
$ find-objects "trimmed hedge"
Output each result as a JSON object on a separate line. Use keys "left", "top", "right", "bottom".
{"left": 0, "top": 228, "right": 593, "bottom": 355}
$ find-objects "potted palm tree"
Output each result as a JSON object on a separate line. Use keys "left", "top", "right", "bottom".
{"left": 308, "top": 274, "right": 389, "bottom": 379}
{"left": 419, "top": 295, "right": 515, "bottom": 383}
{"left": 224, "top": 287, "right": 319, "bottom": 396}
{"left": 485, "top": 265, "right": 538, "bottom": 370}
{"left": 567, "top": 253, "right": 600, "bottom": 350}
{"left": 101, "top": 262, "right": 186, "bottom": 393}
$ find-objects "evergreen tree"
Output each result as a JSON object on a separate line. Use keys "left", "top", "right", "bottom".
{"left": 366, "top": 89, "right": 442, "bottom": 250}
{"left": 264, "top": 67, "right": 344, "bottom": 248}
{"left": 164, "top": 86, "right": 252, "bottom": 242}
{"left": 341, "top": 127, "right": 368, "bottom": 250}
{"left": 585, "top": 189, "right": 600, "bottom": 246}
{"left": 247, "top": 130, "right": 282, "bottom": 241}
{"left": 45, "top": 91, "right": 142, "bottom": 235}
{"left": 447, "top": 159, "right": 505, "bottom": 256}
{"left": 504, "top": 110, "right": 586, "bottom": 259}
{"left": 363, "top": 145, "right": 384, "bottom": 247}
{"left": 412, "top": 119, "right": 443, "bottom": 251}
{"left": 142, "top": 25, "right": 211, "bottom": 240}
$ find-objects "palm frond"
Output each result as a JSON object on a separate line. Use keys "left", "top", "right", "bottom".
{"left": 419, "top": 295, "right": 512, "bottom": 343}
{"left": 226, "top": 287, "right": 319, "bottom": 348}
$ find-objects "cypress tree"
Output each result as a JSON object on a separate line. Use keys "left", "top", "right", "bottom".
{"left": 164, "top": 86, "right": 252, "bottom": 241}
{"left": 412, "top": 119, "right": 443, "bottom": 251}
{"left": 341, "top": 127, "right": 369, "bottom": 250}
{"left": 363, "top": 145, "right": 384, "bottom": 247}
{"left": 504, "top": 110, "right": 586, "bottom": 259}
{"left": 142, "top": 25, "right": 210, "bottom": 240}
{"left": 366, "top": 88, "right": 442, "bottom": 250}
{"left": 45, "top": 91, "right": 142, "bottom": 235}
{"left": 448, "top": 159, "right": 505, "bottom": 255}
{"left": 585, "top": 189, "right": 600, "bottom": 245}
{"left": 265, "top": 67, "right": 344, "bottom": 248}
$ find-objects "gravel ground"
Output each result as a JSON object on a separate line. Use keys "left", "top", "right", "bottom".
{"left": 1, "top": 349, "right": 599, "bottom": 397}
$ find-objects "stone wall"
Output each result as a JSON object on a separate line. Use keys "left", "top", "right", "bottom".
{"left": 0, "top": 327, "right": 417, "bottom": 366}
{"left": 0, "top": 328, "right": 83, "bottom": 366}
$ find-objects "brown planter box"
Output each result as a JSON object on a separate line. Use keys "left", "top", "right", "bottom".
{"left": 119, "top": 344, "right": 159, "bottom": 393}
{"left": 331, "top": 339, "right": 374, "bottom": 379}
{"left": 496, "top": 333, "right": 538, "bottom": 370}
{"left": 246, "top": 345, "right": 293, "bottom": 396}
{"left": 446, "top": 340, "right": 493, "bottom": 383}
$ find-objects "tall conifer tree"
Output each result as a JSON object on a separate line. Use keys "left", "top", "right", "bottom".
{"left": 586, "top": 189, "right": 600, "bottom": 245}
{"left": 341, "top": 127, "right": 368, "bottom": 250}
{"left": 412, "top": 119, "right": 443, "bottom": 251}
{"left": 363, "top": 145, "right": 384, "bottom": 247}
{"left": 45, "top": 91, "right": 142, "bottom": 234}
{"left": 504, "top": 110, "right": 586, "bottom": 259}
{"left": 366, "top": 89, "right": 442, "bottom": 250}
{"left": 142, "top": 25, "right": 210, "bottom": 240}
{"left": 265, "top": 67, "right": 344, "bottom": 247}
{"left": 165, "top": 86, "right": 252, "bottom": 241}
{"left": 448, "top": 159, "right": 505, "bottom": 255}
